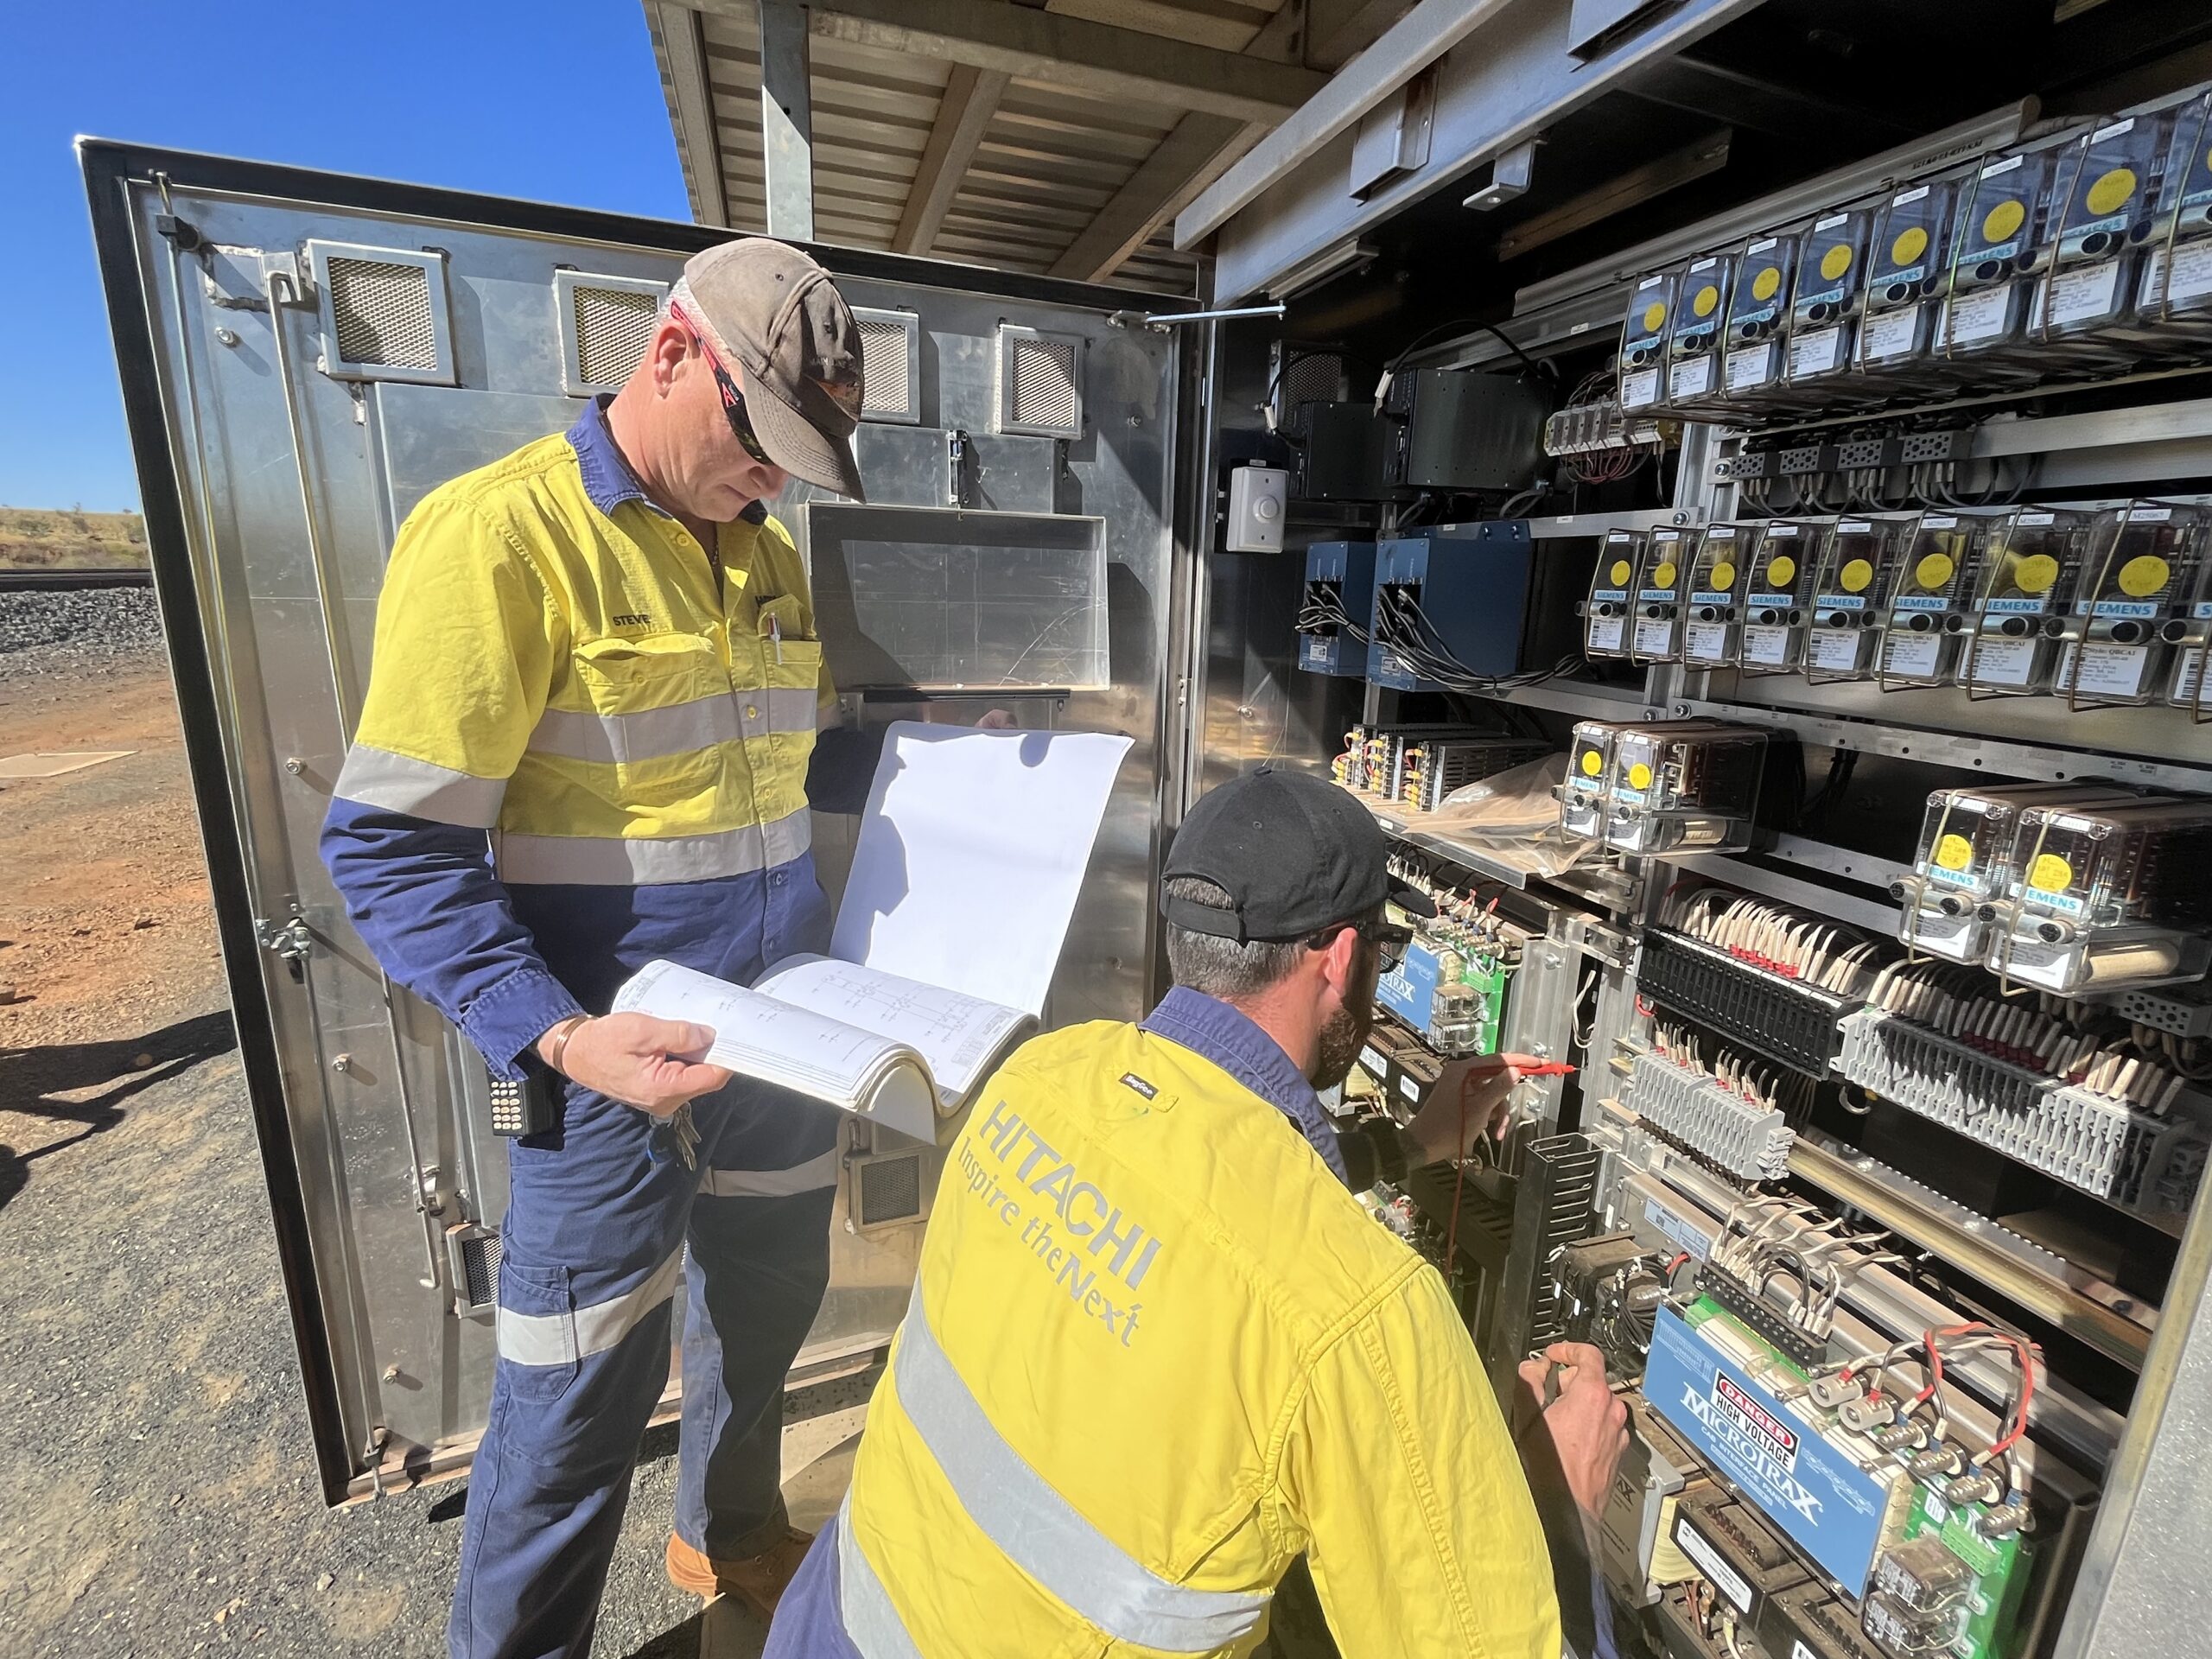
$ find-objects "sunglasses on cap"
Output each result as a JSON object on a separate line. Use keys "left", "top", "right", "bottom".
{"left": 669, "top": 300, "right": 777, "bottom": 469}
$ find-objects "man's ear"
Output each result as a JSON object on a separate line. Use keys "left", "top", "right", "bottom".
{"left": 1319, "top": 925, "right": 1363, "bottom": 998}
{"left": 646, "top": 320, "right": 691, "bottom": 394}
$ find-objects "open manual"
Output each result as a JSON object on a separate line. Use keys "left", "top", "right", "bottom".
{"left": 612, "top": 721, "right": 1134, "bottom": 1144}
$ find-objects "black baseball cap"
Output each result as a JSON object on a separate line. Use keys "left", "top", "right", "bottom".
{"left": 1161, "top": 765, "right": 1430, "bottom": 943}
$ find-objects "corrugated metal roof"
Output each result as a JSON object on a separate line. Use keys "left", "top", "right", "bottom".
{"left": 644, "top": 0, "right": 1395, "bottom": 289}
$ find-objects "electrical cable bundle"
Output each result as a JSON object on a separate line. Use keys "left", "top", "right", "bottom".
{"left": 1660, "top": 884, "right": 1889, "bottom": 996}
{"left": 1371, "top": 582, "right": 1580, "bottom": 696}
{"left": 1707, "top": 1191, "right": 1901, "bottom": 1342}
{"left": 1296, "top": 585, "right": 1370, "bottom": 645}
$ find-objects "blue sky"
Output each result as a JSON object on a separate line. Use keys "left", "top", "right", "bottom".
{"left": 2, "top": 1, "right": 691, "bottom": 512}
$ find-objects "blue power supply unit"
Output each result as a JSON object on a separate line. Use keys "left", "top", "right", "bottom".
{"left": 1298, "top": 541, "right": 1376, "bottom": 677}
{"left": 1644, "top": 1304, "right": 1898, "bottom": 1596}
{"left": 1366, "top": 523, "right": 1535, "bottom": 691}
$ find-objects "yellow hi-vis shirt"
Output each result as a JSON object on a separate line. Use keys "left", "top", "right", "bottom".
{"left": 334, "top": 417, "right": 828, "bottom": 884}
{"left": 836, "top": 1014, "right": 1560, "bottom": 1658}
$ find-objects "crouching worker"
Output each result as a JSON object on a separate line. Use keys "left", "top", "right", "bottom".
{"left": 766, "top": 765, "right": 1630, "bottom": 1658}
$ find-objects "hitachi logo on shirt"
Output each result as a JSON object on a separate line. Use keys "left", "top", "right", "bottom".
{"left": 972, "top": 1099, "right": 1161, "bottom": 1292}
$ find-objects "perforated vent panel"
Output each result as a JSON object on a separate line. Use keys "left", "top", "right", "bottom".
{"left": 447, "top": 1225, "right": 502, "bottom": 1314}
{"left": 573, "top": 284, "right": 659, "bottom": 388}
{"left": 855, "top": 1153, "right": 925, "bottom": 1228}
{"left": 1281, "top": 349, "right": 1346, "bottom": 411}
{"left": 1000, "top": 327, "right": 1083, "bottom": 437}
{"left": 327, "top": 257, "right": 438, "bottom": 370}
{"left": 860, "top": 319, "right": 914, "bottom": 416}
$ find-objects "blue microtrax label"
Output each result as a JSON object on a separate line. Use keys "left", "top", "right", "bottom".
{"left": 1645, "top": 1306, "right": 1894, "bottom": 1593}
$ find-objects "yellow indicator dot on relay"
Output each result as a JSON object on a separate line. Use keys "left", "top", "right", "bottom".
{"left": 1642, "top": 302, "right": 1668, "bottom": 334}
{"left": 1627, "top": 762, "right": 1654, "bottom": 790}
{"left": 2118, "top": 554, "right": 2171, "bottom": 597}
{"left": 1820, "top": 245, "right": 1853, "bottom": 282}
{"left": 2086, "top": 168, "right": 2138, "bottom": 218}
{"left": 1935, "top": 833, "right": 1974, "bottom": 872}
{"left": 2028, "top": 853, "right": 2075, "bottom": 893}
{"left": 1610, "top": 559, "right": 1633, "bottom": 585}
{"left": 1891, "top": 226, "right": 1929, "bottom": 267}
{"left": 1767, "top": 556, "right": 1797, "bottom": 588}
{"left": 1840, "top": 558, "right": 1874, "bottom": 594}
{"left": 2012, "top": 553, "right": 2059, "bottom": 594}
{"left": 1709, "top": 561, "right": 1737, "bottom": 591}
{"left": 1916, "top": 552, "right": 1956, "bottom": 590}
{"left": 1981, "top": 199, "right": 2026, "bottom": 245}
{"left": 1580, "top": 750, "right": 1603, "bottom": 777}
{"left": 1751, "top": 266, "right": 1782, "bottom": 302}
{"left": 1693, "top": 285, "right": 1719, "bottom": 318}
{"left": 1652, "top": 561, "right": 1679, "bottom": 588}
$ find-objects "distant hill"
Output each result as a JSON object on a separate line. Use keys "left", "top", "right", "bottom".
{"left": 0, "top": 506, "right": 149, "bottom": 570}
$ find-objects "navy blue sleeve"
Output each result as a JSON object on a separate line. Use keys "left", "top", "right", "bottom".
{"left": 806, "top": 724, "right": 887, "bottom": 815}
{"left": 320, "top": 797, "right": 584, "bottom": 1080}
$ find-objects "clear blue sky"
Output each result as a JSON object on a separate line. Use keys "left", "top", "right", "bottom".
{"left": 2, "top": 0, "right": 691, "bottom": 512}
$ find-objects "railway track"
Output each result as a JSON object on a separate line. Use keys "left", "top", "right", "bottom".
{"left": 0, "top": 567, "right": 153, "bottom": 593}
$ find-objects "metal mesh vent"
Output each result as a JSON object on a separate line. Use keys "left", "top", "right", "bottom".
{"left": 855, "top": 1153, "right": 925, "bottom": 1228}
{"left": 447, "top": 1224, "right": 502, "bottom": 1314}
{"left": 327, "top": 257, "right": 438, "bottom": 369}
{"left": 1281, "top": 348, "right": 1347, "bottom": 411}
{"left": 573, "top": 284, "right": 660, "bottom": 388}
{"left": 1001, "top": 328, "right": 1082, "bottom": 435}
{"left": 860, "top": 319, "right": 914, "bottom": 416}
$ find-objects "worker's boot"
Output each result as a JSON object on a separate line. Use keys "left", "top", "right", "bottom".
{"left": 666, "top": 1528, "right": 814, "bottom": 1618}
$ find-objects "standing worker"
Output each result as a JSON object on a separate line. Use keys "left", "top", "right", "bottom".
{"left": 766, "top": 765, "right": 1630, "bottom": 1658}
{"left": 321, "top": 238, "right": 878, "bottom": 1655}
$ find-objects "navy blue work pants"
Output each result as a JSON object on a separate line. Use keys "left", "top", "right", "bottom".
{"left": 449, "top": 865, "right": 842, "bottom": 1658}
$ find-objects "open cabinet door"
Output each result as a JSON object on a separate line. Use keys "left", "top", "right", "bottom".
{"left": 80, "top": 139, "right": 1198, "bottom": 1503}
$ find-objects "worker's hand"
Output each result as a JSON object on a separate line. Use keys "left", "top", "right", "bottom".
{"left": 1515, "top": 1342, "right": 1630, "bottom": 1517}
{"left": 974, "top": 708, "right": 1018, "bottom": 729}
{"left": 1404, "top": 1052, "right": 1543, "bottom": 1164}
{"left": 544, "top": 1013, "right": 733, "bottom": 1116}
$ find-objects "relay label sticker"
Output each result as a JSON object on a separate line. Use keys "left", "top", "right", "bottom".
{"left": 1766, "top": 556, "right": 1797, "bottom": 587}
{"left": 1970, "top": 637, "right": 2037, "bottom": 686}
{"left": 1580, "top": 749, "right": 1604, "bottom": 776}
{"left": 1727, "top": 346, "right": 1777, "bottom": 391}
{"left": 1789, "top": 326, "right": 1842, "bottom": 376}
{"left": 1674, "top": 1518, "right": 1754, "bottom": 1614}
{"left": 2012, "top": 554, "right": 2060, "bottom": 594}
{"left": 1883, "top": 633, "right": 1944, "bottom": 679}
{"left": 1936, "top": 833, "right": 1974, "bottom": 870}
{"left": 1862, "top": 308, "right": 1921, "bottom": 359}
{"left": 2049, "top": 261, "right": 2120, "bottom": 326}
{"left": 1751, "top": 265, "right": 1783, "bottom": 302}
{"left": 1683, "top": 621, "right": 1730, "bottom": 663}
{"left": 2028, "top": 853, "right": 2075, "bottom": 894}
{"left": 1840, "top": 559, "right": 1875, "bottom": 593}
{"left": 1915, "top": 552, "right": 1956, "bottom": 590}
{"left": 1627, "top": 762, "right": 1655, "bottom": 790}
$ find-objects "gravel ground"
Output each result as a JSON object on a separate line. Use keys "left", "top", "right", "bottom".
{"left": 0, "top": 645, "right": 868, "bottom": 1658}
{"left": 0, "top": 587, "right": 168, "bottom": 682}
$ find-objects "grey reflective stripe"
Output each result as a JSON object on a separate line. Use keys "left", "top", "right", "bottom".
{"left": 530, "top": 696, "right": 738, "bottom": 764}
{"left": 699, "top": 1147, "right": 841, "bottom": 1197}
{"left": 496, "top": 1249, "right": 683, "bottom": 1368}
{"left": 334, "top": 744, "right": 505, "bottom": 829}
{"left": 528, "top": 687, "right": 815, "bottom": 764}
{"left": 498, "top": 808, "right": 810, "bottom": 885}
{"left": 836, "top": 1494, "right": 925, "bottom": 1659}
{"left": 893, "top": 1291, "right": 1270, "bottom": 1651}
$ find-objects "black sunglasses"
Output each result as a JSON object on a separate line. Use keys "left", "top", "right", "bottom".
{"left": 671, "top": 301, "right": 778, "bottom": 469}
{"left": 1310, "top": 917, "right": 1414, "bottom": 967}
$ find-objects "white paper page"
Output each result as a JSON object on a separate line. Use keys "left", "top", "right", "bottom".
{"left": 831, "top": 723, "right": 1134, "bottom": 1014}
{"left": 754, "top": 956, "right": 1036, "bottom": 1103}
{"left": 613, "top": 959, "right": 938, "bottom": 1141}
